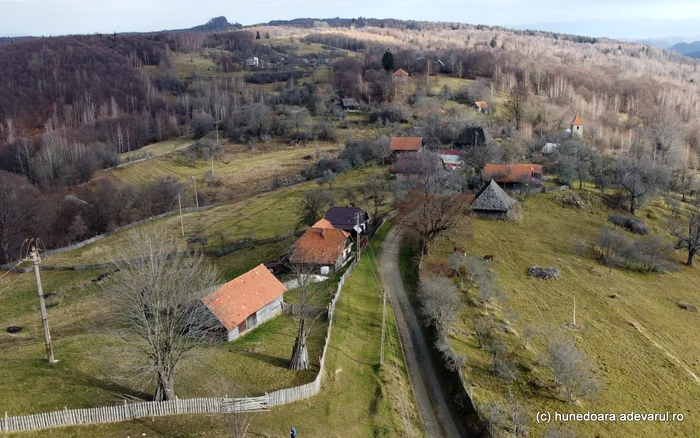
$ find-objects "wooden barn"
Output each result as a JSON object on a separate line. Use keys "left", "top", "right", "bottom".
{"left": 202, "top": 264, "right": 287, "bottom": 342}
{"left": 470, "top": 179, "right": 522, "bottom": 220}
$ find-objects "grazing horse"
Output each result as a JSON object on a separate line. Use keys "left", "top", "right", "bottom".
{"left": 483, "top": 255, "right": 494, "bottom": 261}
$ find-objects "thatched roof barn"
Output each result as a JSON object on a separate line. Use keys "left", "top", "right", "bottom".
{"left": 471, "top": 179, "right": 522, "bottom": 220}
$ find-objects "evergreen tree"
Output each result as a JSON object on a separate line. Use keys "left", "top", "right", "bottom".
{"left": 256, "top": 30, "right": 261, "bottom": 40}
{"left": 381, "top": 49, "right": 395, "bottom": 71}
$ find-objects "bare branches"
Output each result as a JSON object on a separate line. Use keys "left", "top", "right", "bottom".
{"left": 669, "top": 207, "right": 700, "bottom": 266}
{"left": 103, "top": 226, "right": 219, "bottom": 401}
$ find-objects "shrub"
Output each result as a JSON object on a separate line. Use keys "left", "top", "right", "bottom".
{"left": 678, "top": 301, "right": 697, "bottom": 312}
{"left": 607, "top": 213, "right": 650, "bottom": 235}
{"left": 527, "top": 266, "right": 561, "bottom": 280}
{"left": 560, "top": 192, "right": 583, "bottom": 208}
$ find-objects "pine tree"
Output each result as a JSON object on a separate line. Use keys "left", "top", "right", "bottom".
{"left": 381, "top": 49, "right": 395, "bottom": 72}
{"left": 256, "top": 30, "right": 261, "bottom": 40}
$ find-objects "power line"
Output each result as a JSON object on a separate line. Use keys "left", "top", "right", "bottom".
{"left": 0, "top": 269, "right": 32, "bottom": 299}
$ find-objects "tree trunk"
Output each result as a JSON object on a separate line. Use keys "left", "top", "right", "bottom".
{"left": 289, "top": 320, "right": 309, "bottom": 371}
{"left": 687, "top": 251, "right": 695, "bottom": 266}
{"left": 153, "top": 371, "right": 176, "bottom": 401}
{"left": 630, "top": 197, "right": 636, "bottom": 215}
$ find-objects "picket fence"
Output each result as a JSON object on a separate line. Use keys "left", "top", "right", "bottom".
{"left": 0, "top": 259, "right": 359, "bottom": 434}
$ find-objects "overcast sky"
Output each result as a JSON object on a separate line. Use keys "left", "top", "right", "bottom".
{"left": 2, "top": 0, "right": 700, "bottom": 39}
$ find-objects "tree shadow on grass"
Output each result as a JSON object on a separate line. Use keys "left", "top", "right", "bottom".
{"left": 63, "top": 368, "right": 153, "bottom": 402}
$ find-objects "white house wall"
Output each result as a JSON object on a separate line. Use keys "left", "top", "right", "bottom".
{"left": 225, "top": 295, "right": 284, "bottom": 342}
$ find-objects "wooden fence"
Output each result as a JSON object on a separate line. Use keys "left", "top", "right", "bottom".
{"left": 267, "top": 259, "right": 357, "bottom": 407}
{"left": 0, "top": 396, "right": 268, "bottom": 433}
{"left": 0, "top": 259, "right": 360, "bottom": 433}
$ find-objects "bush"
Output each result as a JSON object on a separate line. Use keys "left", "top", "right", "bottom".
{"left": 560, "top": 192, "right": 583, "bottom": 208}
{"left": 191, "top": 112, "right": 215, "bottom": 139}
{"left": 678, "top": 301, "right": 697, "bottom": 312}
{"left": 527, "top": 266, "right": 561, "bottom": 280}
{"left": 607, "top": 213, "right": 650, "bottom": 235}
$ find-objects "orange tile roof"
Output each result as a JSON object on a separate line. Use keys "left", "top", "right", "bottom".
{"left": 572, "top": 113, "right": 582, "bottom": 125}
{"left": 312, "top": 218, "right": 350, "bottom": 238}
{"left": 390, "top": 137, "right": 423, "bottom": 151}
{"left": 393, "top": 68, "right": 409, "bottom": 77}
{"left": 292, "top": 228, "right": 349, "bottom": 266}
{"left": 474, "top": 101, "right": 489, "bottom": 109}
{"left": 202, "top": 264, "right": 287, "bottom": 330}
{"left": 482, "top": 164, "right": 543, "bottom": 184}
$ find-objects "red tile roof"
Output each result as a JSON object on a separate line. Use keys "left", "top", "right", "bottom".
{"left": 202, "top": 264, "right": 287, "bottom": 330}
{"left": 438, "top": 150, "right": 462, "bottom": 156}
{"left": 571, "top": 113, "right": 582, "bottom": 125}
{"left": 390, "top": 137, "right": 423, "bottom": 151}
{"left": 393, "top": 68, "right": 409, "bottom": 77}
{"left": 483, "top": 164, "right": 543, "bottom": 184}
{"left": 292, "top": 228, "right": 349, "bottom": 266}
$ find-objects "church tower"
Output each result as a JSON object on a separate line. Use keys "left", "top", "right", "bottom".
{"left": 570, "top": 113, "right": 583, "bottom": 137}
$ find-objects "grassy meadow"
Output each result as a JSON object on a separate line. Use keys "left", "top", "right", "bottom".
{"left": 422, "top": 189, "right": 700, "bottom": 437}
{"left": 47, "top": 166, "right": 387, "bottom": 267}
{"left": 4, "top": 224, "right": 423, "bottom": 438}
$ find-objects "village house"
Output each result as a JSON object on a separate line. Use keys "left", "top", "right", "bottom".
{"left": 245, "top": 57, "right": 259, "bottom": 67}
{"left": 438, "top": 150, "right": 463, "bottom": 170}
{"left": 471, "top": 179, "right": 522, "bottom": 220}
{"left": 542, "top": 142, "right": 559, "bottom": 154}
{"left": 392, "top": 68, "right": 409, "bottom": 80}
{"left": 292, "top": 224, "right": 352, "bottom": 275}
{"left": 324, "top": 207, "right": 370, "bottom": 237}
{"left": 391, "top": 152, "right": 443, "bottom": 183}
{"left": 341, "top": 98, "right": 360, "bottom": 111}
{"left": 472, "top": 101, "right": 489, "bottom": 113}
{"left": 202, "top": 264, "right": 287, "bottom": 342}
{"left": 390, "top": 137, "right": 423, "bottom": 156}
{"left": 455, "top": 126, "right": 490, "bottom": 148}
{"left": 482, "top": 163, "right": 544, "bottom": 190}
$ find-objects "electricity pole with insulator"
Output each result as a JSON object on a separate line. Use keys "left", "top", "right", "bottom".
{"left": 31, "top": 245, "right": 55, "bottom": 365}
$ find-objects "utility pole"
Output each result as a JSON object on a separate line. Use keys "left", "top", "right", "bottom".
{"left": 31, "top": 245, "right": 55, "bottom": 365}
{"left": 178, "top": 194, "right": 184, "bottom": 237}
{"left": 573, "top": 296, "right": 577, "bottom": 326}
{"left": 192, "top": 176, "right": 199, "bottom": 208}
{"left": 355, "top": 212, "right": 361, "bottom": 261}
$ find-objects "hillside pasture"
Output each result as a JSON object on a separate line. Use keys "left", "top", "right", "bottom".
{"left": 426, "top": 190, "right": 700, "bottom": 437}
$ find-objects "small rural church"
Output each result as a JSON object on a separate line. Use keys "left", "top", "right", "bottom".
{"left": 202, "top": 264, "right": 288, "bottom": 342}
{"left": 471, "top": 179, "right": 522, "bottom": 220}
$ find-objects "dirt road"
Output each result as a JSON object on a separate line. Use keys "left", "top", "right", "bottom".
{"left": 378, "top": 228, "right": 463, "bottom": 438}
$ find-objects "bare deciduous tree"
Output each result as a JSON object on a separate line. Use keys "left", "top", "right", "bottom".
{"left": 613, "top": 157, "right": 670, "bottom": 215}
{"left": 544, "top": 337, "right": 601, "bottom": 403}
{"left": 287, "top": 251, "right": 329, "bottom": 371}
{"left": 670, "top": 207, "right": 700, "bottom": 266}
{"left": 105, "top": 227, "right": 219, "bottom": 401}
{"left": 417, "top": 276, "right": 464, "bottom": 336}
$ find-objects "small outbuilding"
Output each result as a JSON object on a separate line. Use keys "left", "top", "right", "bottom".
{"left": 202, "top": 264, "right": 288, "bottom": 342}
{"left": 471, "top": 179, "right": 522, "bottom": 220}
{"left": 342, "top": 98, "right": 360, "bottom": 111}
{"left": 472, "top": 101, "right": 489, "bottom": 112}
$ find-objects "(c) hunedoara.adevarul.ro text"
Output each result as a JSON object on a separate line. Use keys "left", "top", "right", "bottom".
{"left": 535, "top": 411, "right": 685, "bottom": 424}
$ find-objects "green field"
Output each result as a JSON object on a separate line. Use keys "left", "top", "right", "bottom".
{"left": 118, "top": 137, "right": 193, "bottom": 161}
{"left": 47, "top": 167, "right": 387, "bottom": 267}
{"left": 424, "top": 190, "right": 700, "bottom": 437}
{"left": 110, "top": 142, "right": 339, "bottom": 187}
{"left": 6, "top": 224, "right": 423, "bottom": 438}
{"left": 0, "top": 267, "right": 328, "bottom": 417}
